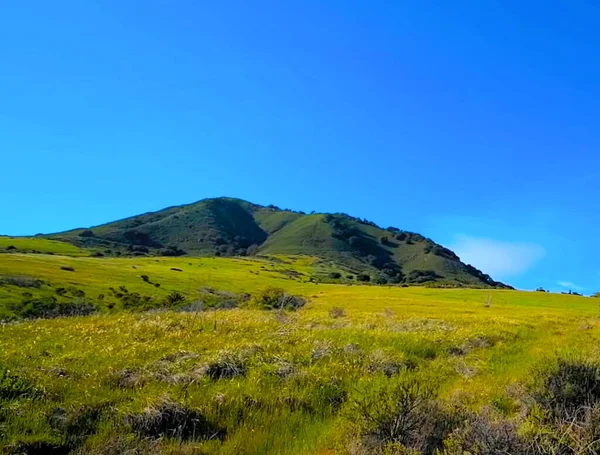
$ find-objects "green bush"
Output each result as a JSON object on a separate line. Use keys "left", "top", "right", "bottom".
{"left": 248, "top": 287, "right": 306, "bottom": 310}
{"left": 164, "top": 292, "right": 186, "bottom": 307}
{"left": 534, "top": 358, "right": 600, "bottom": 422}
{"left": 10, "top": 296, "right": 97, "bottom": 319}
{"left": 375, "top": 274, "right": 388, "bottom": 285}
{"left": 0, "top": 275, "right": 43, "bottom": 288}
{"left": 349, "top": 378, "right": 455, "bottom": 454}
{"left": 0, "top": 364, "right": 40, "bottom": 400}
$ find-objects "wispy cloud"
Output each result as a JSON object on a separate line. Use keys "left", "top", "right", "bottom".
{"left": 557, "top": 281, "right": 584, "bottom": 291}
{"left": 450, "top": 235, "right": 545, "bottom": 280}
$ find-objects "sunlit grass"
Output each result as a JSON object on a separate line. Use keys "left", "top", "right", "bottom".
{"left": 1, "top": 253, "right": 599, "bottom": 453}
{"left": 0, "top": 236, "right": 88, "bottom": 256}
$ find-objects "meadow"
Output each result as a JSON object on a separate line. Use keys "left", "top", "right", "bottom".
{"left": 1, "top": 246, "right": 600, "bottom": 454}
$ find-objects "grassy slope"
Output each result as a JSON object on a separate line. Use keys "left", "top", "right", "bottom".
{"left": 0, "top": 252, "right": 598, "bottom": 453}
{"left": 43, "top": 197, "right": 502, "bottom": 287}
{"left": 50, "top": 198, "right": 299, "bottom": 255}
{"left": 0, "top": 236, "right": 89, "bottom": 256}
{"left": 0, "top": 253, "right": 349, "bottom": 319}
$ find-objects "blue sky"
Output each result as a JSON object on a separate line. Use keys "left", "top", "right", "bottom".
{"left": 1, "top": 1, "right": 599, "bottom": 292}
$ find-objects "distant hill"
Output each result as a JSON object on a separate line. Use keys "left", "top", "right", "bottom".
{"left": 46, "top": 197, "right": 510, "bottom": 288}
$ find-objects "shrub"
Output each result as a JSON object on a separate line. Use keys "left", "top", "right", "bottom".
{"left": 160, "top": 246, "right": 186, "bottom": 257}
{"left": 249, "top": 287, "right": 283, "bottom": 309}
{"left": 348, "top": 236, "right": 361, "bottom": 247}
{"left": 126, "top": 399, "right": 224, "bottom": 441}
{"left": 534, "top": 358, "right": 600, "bottom": 422}
{"left": 60, "top": 266, "right": 75, "bottom": 272}
{"left": 432, "top": 245, "right": 459, "bottom": 261}
{"left": 11, "top": 296, "right": 97, "bottom": 319}
{"left": 201, "top": 352, "right": 248, "bottom": 380}
{"left": 141, "top": 275, "right": 150, "bottom": 283}
{"left": 444, "top": 411, "right": 526, "bottom": 455}
{"left": 128, "top": 245, "right": 149, "bottom": 253}
{"left": 78, "top": 229, "right": 95, "bottom": 238}
{"left": 357, "top": 274, "right": 371, "bottom": 282}
{"left": 55, "top": 287, "right": 67, "bottom": 296}
{"left": 329, "top": 307, "right": 346, "bottom": 318}
{"left": 67, "top": 287, "right": 85, "bottom": 298}
{"left": 121, "top": 293, "right": 154, "bottom": 310}
{"left": 406, "top": 270, "right": 441, "bottom": 284}
{"left": 375, "top": 274, "right": 388, "bottom": 285}
{"left": 48, "top": 404, "right": 109, "bottom": 448}
{"left": 329, "top": 272, "right": 342, "bottom": 279}
{"left": 164, "top": 292, "right": 186, "bottom": 307}
{"left": 382, "top": 262, "right": 401, "bottom": 277}
{"left": 0, "top": 275, "right": 42, "bottom": 288}
{"left": 170, "top": 267, "right": 182, "bottom": 272}
{"left": 350, "top": 378, "right": 455, "bottom": 454}
{"left": 190, "top": 288, "right": 249, "bottom": 310}
{"left": 0, "top": 364, "right": 40, "bottom": 400}
{"left": 248, "top": 287, "right": 306, "bottom": 311}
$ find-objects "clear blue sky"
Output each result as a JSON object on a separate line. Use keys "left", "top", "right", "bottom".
{"left": 1, "top": 1, "right": 599, "bottom": 292}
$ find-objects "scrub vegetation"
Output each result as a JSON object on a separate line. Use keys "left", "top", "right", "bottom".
{"left": 1, "top": 249, "right": 599, "bottom": 454}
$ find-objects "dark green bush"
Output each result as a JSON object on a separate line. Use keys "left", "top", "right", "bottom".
{"left": 164, "top": 292, "right": 186, "bottom": 307}
{"left": 374, "top": 274, "right": 388, "bottom": 285}
{"left": 0, "top": 275, "right": 42, "bottom": 288}
{"left": 350, "top": 379, "right": 455, "bottom": 454}
{"left": 160, "top": 246, "right": 186, "bottom": 256}
{"left": 11, "top": 296, "right": 97, "bottom": 319}
{"left": 534, "top": 358, "right": 600, "bottom": 422}
{"left": 248, "top": 287, "right": 306, "bottom": 310}
{"left": 126, "top": 400, "right": 224, "bottom": 441}
{"left": 0, "top": 365, "right": 40, "bottom": 400}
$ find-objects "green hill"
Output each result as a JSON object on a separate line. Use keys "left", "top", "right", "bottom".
{"left": 46, "top": 197, "right": 510, "bottom": 288}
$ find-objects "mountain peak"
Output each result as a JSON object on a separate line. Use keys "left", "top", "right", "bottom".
{"left": 47, "top": 197, "right": 510, "bottom": 288}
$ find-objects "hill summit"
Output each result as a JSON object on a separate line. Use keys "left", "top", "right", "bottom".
{"left": 48, "top": 197, "right": 510, "bottom": 288}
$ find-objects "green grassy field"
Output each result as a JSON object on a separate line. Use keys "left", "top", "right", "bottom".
{"left": 0, "top": 236, "right": 89, "bottom": 256}
{"left": 1, "top": 251, "right": 600, "bottom": 454}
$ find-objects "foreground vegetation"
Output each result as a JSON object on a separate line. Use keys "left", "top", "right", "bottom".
{"left": 1, "top": 250, "right": 599, "bottom": 454}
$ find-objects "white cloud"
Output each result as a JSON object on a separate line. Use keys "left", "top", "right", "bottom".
{"left": 557, "top": 281, "right": 584, "bottom": 291}
{"left": 450, "top": 235, "right": 545, "bottom": 280}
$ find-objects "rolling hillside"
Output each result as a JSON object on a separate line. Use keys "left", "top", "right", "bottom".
{"left": 44, "top": 197, "right": 509, "bottom": 288}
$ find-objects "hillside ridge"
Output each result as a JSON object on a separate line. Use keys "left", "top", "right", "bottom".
{"left": 43, "top": 197, "right": 510, "bottom": 288}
